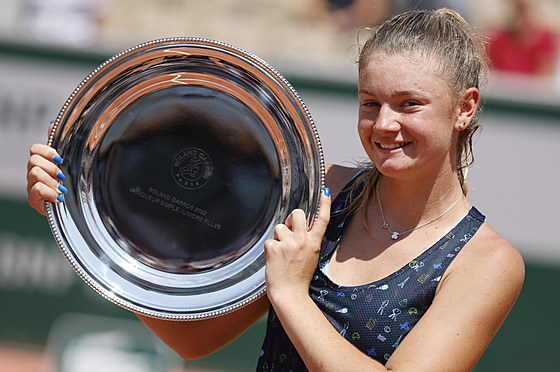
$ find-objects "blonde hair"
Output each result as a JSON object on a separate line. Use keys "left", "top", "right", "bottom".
{"left": 346, "top": 8, "right": 489, "bottom": 215}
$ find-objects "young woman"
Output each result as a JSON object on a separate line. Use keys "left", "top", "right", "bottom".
{"left": 27, "top": 8, "right": 524, "bottom": 371}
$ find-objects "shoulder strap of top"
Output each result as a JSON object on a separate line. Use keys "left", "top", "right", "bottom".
{"left": 468, "top": 206, "right": 486, "bottom": 224}
{"left": 321, "top": 169, "right": 367, "bottom": 257}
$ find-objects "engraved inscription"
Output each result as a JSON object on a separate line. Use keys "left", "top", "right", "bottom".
{"left": 129, "top": 186, "right": 221, "bottom": 230}
{"left": 172, "top": 148, "right": 213, "bottom": 189}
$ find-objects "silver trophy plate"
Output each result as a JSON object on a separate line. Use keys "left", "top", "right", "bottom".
{"left": 46, "top": 38, "right": 324, "bottom": 320}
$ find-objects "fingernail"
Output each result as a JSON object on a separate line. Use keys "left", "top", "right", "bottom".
{"left": 324, "top": 187, "right": 330, "bottom": 197}
{"left": 58, "top": 184, "right": 68, "bottom": 194}
{"left": 53, "top": 155, "right": 63, "bottom": 164}
{"left": 57, "top": 194, "right": 64, "bottom": 203}
{"left": 57, "top": 172, "right": 66, "bottom": 181}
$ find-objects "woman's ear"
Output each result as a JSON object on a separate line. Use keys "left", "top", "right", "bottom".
{"left": 455, "top": 87, "right": 480, "bottom": 130}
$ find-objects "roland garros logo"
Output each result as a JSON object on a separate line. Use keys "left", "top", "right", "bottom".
{"left": 172, "top": 148, "right": 213, "bottom": 190}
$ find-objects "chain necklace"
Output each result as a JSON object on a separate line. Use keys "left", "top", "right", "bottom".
{"left": 376, "top": 185, "right": 462, "bottom": 240}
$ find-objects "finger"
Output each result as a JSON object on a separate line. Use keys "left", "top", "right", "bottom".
{"left": 28, "top": 182, "right": 62, "bottom": 216}
{"left": 27, "top": 162, "right": 64, "bottom": 195}
{"left": 27, "top": 153, "right": 63, "bottom": 182}
{"left": 273, "top": 224, "right": 286, "bottom": 240}
{"left": 28, "top": 143, "right": 63, "bottom": 170}
{"left": 264, "top": 238, "right": 273, "bottom": 252}
{"left": 310, "top": 187, "right": 332, "bottom": 241}
{"left": 287, "top": 209, "right": 307, "bottom": 236}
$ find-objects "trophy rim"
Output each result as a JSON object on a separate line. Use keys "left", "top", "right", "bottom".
{"left": 45, "top": 37, "right": 325, "bottom": 320}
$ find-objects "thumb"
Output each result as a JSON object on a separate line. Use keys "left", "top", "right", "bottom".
{"left": 309, "top": 187, "right": 331, "bottom": 241}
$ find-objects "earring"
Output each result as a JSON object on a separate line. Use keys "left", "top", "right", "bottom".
{"left": 458, "top": 122, "right": 466, "bottom": 129}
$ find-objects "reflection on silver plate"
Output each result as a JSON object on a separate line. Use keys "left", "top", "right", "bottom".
{"left": 45, "top": 38, "right": 324, "bottom": 320}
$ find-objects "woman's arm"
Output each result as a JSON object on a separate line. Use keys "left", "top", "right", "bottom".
{"left": 265, "top": 190, "right": 524, "bottom": 371}
{"left": 137, "top": 295, "right": 270, "bottom": 359}
{"left": 271, "top": 284, "right": 387, "bottom": 371}
{"left": 385, "top": 224, "right": 525, "bottom": 371}
{"left": 264, "top": 184, "right": 388, "bottom": 371}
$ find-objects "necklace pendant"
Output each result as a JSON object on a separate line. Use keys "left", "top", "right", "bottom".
{"left": 391, "top": 232, "right": 399, "bottom": 240}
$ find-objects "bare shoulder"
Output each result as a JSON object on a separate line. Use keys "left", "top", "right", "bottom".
{"left": 388, "top": 222, "right": 525, "bottom": 370}
{"left": 324, "top": 164, "right": 361, "bottom": 198}
{"left": 465, "top": 222, "right": 524, "bottom": 278}
{"left": 444, "top": 221, "right": 525, "bottom": 297}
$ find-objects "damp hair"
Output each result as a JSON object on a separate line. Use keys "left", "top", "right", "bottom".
{"left": 345, "top": 8, "right": 489, "bottom": 215}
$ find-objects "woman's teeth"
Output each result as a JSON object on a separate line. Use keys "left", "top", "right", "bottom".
{"left": 379, "top": 143, "right": 406, "bottom": 149}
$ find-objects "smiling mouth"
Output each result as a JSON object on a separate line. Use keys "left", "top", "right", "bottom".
{"left": 378, "top": 142, "right": 409, "bottom": 150}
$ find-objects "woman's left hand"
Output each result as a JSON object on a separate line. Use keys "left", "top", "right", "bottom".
{"left": 264, "top": 188, "right": 331, "bottom": 305}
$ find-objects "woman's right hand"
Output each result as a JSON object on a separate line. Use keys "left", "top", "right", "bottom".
{"left": 26, "top": 143, "right": 67, "bottom": 216}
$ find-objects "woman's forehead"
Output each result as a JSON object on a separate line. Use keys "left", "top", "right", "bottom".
{"left": 360, "top": 50, "right": 444, "bottom": 73}
{"left": 358, "top": 52, "right": 457, "bottom": 104}
{"left": 359, "top": 53, "right": 446, "bottom": 87}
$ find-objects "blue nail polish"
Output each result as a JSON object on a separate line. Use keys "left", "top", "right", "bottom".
{"left": 53, "top": 155, "right": 63, "bottom": 164}
{"left": 57, "top": 172, "right": 66, "bottom": 181}
{"left": 324, "top": 187, "right": 331, "bottom": 197}
{"left": 57, "top": 194, "right": 64, "bottom": 203}
{"left": 58, "top": 184, "right": 68, "bottom": 194}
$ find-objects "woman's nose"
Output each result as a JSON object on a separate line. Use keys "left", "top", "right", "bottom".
{"left": 373, "top": 105, "right": 400, "bottom": 132}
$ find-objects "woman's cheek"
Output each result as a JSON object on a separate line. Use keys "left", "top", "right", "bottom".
{"left": 357, "top": 116, "right": 372, "bottom": 138}
{"left": 358, "top": 121, "right": 375, "bottom": 152}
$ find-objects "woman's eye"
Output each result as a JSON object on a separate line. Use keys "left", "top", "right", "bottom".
{"left": 403, "top": 100, "right": 420, "bottom": 107}
{"left": 361, "top": 101, "right": 380, "bottom": 108}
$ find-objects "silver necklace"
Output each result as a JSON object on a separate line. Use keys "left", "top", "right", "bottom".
{"left": 376, "top": 185, "right": 462, "bottom": 240}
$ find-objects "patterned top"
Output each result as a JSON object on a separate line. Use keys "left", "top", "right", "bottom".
{"left": 256, "top": 174, "right": 486, "bottom": 371}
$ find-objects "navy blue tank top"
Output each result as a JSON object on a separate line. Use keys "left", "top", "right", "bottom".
{"left": 256, "top": 173, "right": 485, "bottom": 371}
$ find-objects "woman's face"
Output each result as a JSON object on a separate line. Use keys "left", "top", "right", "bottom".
{"left": 358, "top": 52, "right": 461, "bottom": 180}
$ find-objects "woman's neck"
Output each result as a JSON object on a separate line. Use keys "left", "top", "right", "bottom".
{"left": 372, "top": 171, "right": 466, "bottom": 231}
